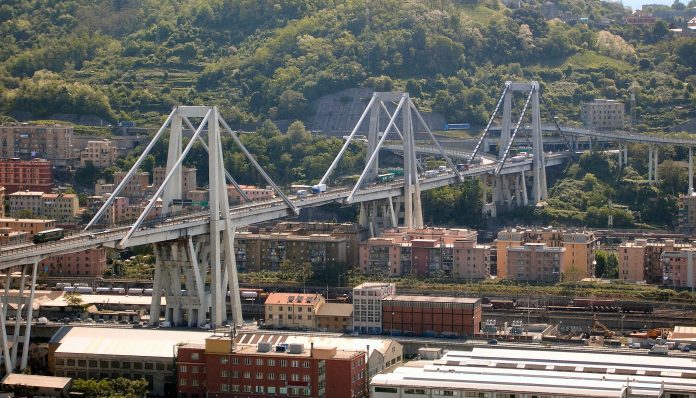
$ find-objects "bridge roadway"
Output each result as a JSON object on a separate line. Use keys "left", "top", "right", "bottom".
{"left": 0, "top": 153, "right": 567, "bottom": 269}
{"left": 487, "top": 125, "right": 696, "bottom": 146}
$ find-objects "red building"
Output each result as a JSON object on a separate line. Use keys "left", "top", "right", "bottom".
{"left": 177, "top": 336, "right": 366, "bottom": 398}
{"left": 382, "top": 295, "right": 482, "bottom": 338}
{"left": 39, "top": 248, "right": 107, "bottom": 276}
{"left": 0, "top": 158, "right": 53, "bottom": 194}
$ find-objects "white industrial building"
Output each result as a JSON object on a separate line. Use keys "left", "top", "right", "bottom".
{"left": 371, "top": 348, "right": 696, "bottom": 398}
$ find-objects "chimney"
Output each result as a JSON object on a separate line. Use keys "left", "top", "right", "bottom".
{"left": 310, "top": 342, "right": 314, "bottom": 357}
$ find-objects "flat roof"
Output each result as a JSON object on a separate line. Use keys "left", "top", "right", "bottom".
{"left": 383, "top": 295, "right": 480, "bottom": 304}
{"left": 235, "top": 332, "right": 398, "bottom": 358}
{"left": 371, "top": 372, "right": 629, "bottom": 397}
{"left": 442, "top": 347, "right": 696, "bottom": 374}
{"left": 52, "top": 326, "right": 212, "bottom": 359}
{"left": 43, "top": 294, "right": 163, "bottom": 307}
{"left": 2, "top": 373, "right": 71, "bottom": 389}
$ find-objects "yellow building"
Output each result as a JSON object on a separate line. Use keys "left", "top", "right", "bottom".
{"left": 264, "top": 293, "right": 325, "bottom": 329}
{"left": 80, "top": 139, "right": 119, "bottom": 167}
{"left": 42, "top": 193, "right": 79, "bottom": 222}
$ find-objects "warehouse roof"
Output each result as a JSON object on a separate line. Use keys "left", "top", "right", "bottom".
{"left": 2, "top": 373, "right": 71, "bottom": 390}
{"left": 51, "top": 326, "right": 213, "bottom": 358}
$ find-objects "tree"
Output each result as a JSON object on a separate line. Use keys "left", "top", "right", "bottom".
{"left": 63, "top": 292, "right": 84, "bottom": 307}
{"left": 594, "top": 250, "right": 608, "bottom": 277}
{"left": 605, "top": 253, "right": 619, "bottom": 279}
{"left": 287, "top": 121, "right": 310, "bottom": 145}
{"left": 71, "top": 377, "right": 148, "bottom": 398}
{"left": 277, "top": 90, "right": 307, "bottom": 119}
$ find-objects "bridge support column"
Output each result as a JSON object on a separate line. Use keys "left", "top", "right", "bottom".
{"left": 499, "top": 89, "right": 512, "bottom": 159}
{"left": 10, "top": 264, "right": 27, "bottom": 368}
{"left": 689, "top": 147, "right": 693, "bottom": 195}
{"left": 648, "top": 145, "right": 653, "bottom": 184}
{"left": 520, "top": 169, "right": 528, "bottom": 206}
{"left": 20, "top": 259, "right": 38, "bottom": 371}
{"left": 531, "top": 82, "right": 547, "bottom": 203}
{"left": 623, "top": 144, "right": 628, "bottom": 166}
{"left": 0, "top": 270, "right": 13, "bottom": 374}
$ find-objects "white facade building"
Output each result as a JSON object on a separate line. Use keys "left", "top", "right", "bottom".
{"left": 352, "top": 282, "right": 395, "bottom": 334}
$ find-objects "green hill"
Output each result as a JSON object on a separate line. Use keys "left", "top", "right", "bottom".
{"left": 0, "top": 0, "right": 694, "bottom": 130}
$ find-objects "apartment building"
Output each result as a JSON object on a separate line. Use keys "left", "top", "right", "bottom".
{"left": 80, "top": 139, "right": 118, "bottom": 167}
{"left": 581, "top": 99, "right": 625, "bottom": 129}
{"left": 359, "top": 227, "right": 484, "bottom": 277}
{"left": 9, "top": 191, "right": 78, "bottom": 222}
{"left": 677, "top": 194, "right": 696, "bottom": 232}
{"left": 0, "top": 218, "right": 55, "bottom": 235}
{"left": 234, "top": 232, "right": 347, "bottom": 272}
{"left": 496, "top": 227, "right": 598, "bottom": 280}
{"left": 263, "top": 293, "right": 325, "bottom": 329}
{"left": 111, "top": 172, "right": 150, "bottom": 197}
{"left": 0, "top": 124, "right": 73, "bottom": 166}
{"left": 618, "top": 239, "right": 691, "bottom": 283}
{"left": 9, "top": 191, "right": 44, "bottom": 217}
{"left": 40, "top": 248, "right": 107, "bottom": 276}
{"left": 152, "top": 166, "right": 197, "bottom": 193}
{"left": 662, "top": 248, "right": 696, "bottom": 289}
{"left": 0, "top": 158, "right": 53, "bottom": 194}
{"left": 382, "top": 295, "right": 482, "bottom": 338}
{"left": 228, "top": 184, "right": 275, "bottom": 204}
{"left": 352, "top": 282, "right": 395, "bottom": 334}
{"left": 452, "top": 240, "right": 491, "bottom": 280}
{"left": 177, "top": 336, "right": 366, "bottom": 398}
{"left": 41, "top": 193, "right": 79, "bottom": 222}
{"left": 507, "top": 243, "right": 565, "bottom": 283}
{"left": 273, "top": 221, "right": 364, "bottom": 267}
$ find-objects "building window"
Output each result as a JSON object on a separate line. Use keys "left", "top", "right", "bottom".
{"left": 256, "top": 359, "right": 263, "bottom": 366}
{"left": 268, "top": 373, "right": 275, "bottom": 380}
{"left": 220, "top": 384, "right": 229, "bottom": 392}
{"left": 191, "top": 353, "right": 199, "bottom": 360}
{"left": 179, "top": 378, "right": 187, "bottom": 386}
{"left": 220, "top": 370, "right": 228, "bottom": 378}
{"left": 291, "top": 374, "right": 300, "bottom": 381}
{"left": 244, "top": 358, "right": 252, "bottom": 365}
{"left": 303, "top": 361, "right": 310, "bottom": 368}
{"left": 255, "top": 386, "right": 264, "bottom": 393}
{"left": 191, "top": 366, "right": 198, "bottom": 374}
{"left": 256, "top": 372, "right": 263, "bottom": 379}
{"left": 280, "top": 373, "right": 287, "bottom": 381}
{"left": 291, "top": 360, "right": 299, "bottom": 368}
{"left": 268, "top": 359, "right": 275, "bottom": 367}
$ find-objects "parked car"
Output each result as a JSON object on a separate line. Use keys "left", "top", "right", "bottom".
{"left": 487, "top": 339, "right": 498, "bottom": 345}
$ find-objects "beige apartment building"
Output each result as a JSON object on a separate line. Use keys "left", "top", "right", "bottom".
{"left": 507, "top": 243, "right": 565, "bottom": 282}
{"left": 41, "top": 193, "right": 79, "bottom": 222}
{"left": 264, "top": 293, "right": 325, "bottom": 329}
{"left": 0, "top": 124, "right": 74, "bottom": 166}
{"left": 80, "top": 139, "right": 118, "bottom": 167}
{"left": 452, "top": 240, "right": 491, "bottom": 280}
{"left": 152, "top": 166, "right": 197, "bottom": 192}
{"left": 111, "top": 172, "right": 150, "bottom": 197}
{"left": 581, "top": 99, "right": 625, "bottom": 129}
{"left": 9, "top": 191, "right": 44, "bottom": 217}
{"left": 273, "top": 221, "right": 364, "bottom": 268}
{"left": 618, "top": 239, "right": 691, "bottom": 283}
{"left": 9, "top": 191, "right": 78, "bottom": 222}
{"left": 0, "top": 218, "right": 55, "bottom": 235}
{"left": 496, "top": 228, "right": 598, "bottom": 280}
